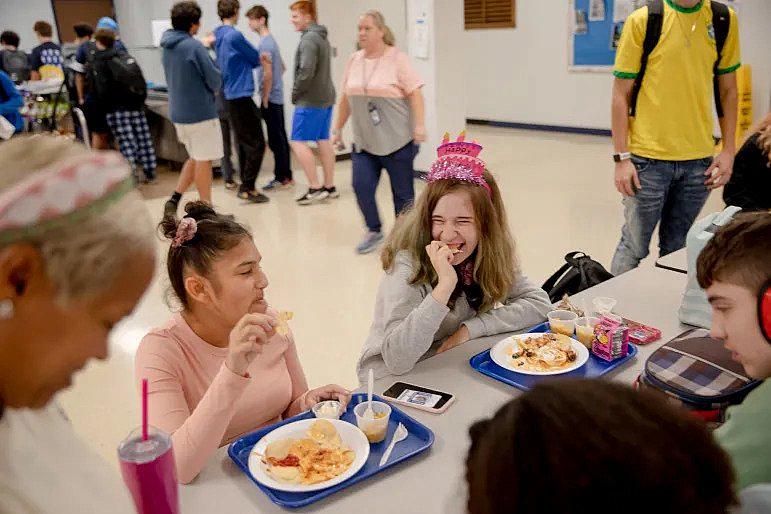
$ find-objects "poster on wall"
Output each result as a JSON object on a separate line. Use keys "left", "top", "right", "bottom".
{"left": 589, "top": 0, "right": 607, "bottom": 21}
{"left": 574, "top": 10, "right": 589, "bottom": 34}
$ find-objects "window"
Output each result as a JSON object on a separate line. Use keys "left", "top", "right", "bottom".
{"left": 464, "top": 0, "right": 516, "bottom": 29}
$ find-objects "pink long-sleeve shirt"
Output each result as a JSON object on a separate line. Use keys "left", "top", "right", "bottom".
{"left": 135, "top": 312, "right": 309, "bottom": 484}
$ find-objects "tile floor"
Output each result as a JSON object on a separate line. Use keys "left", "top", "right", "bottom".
{"left": 57, "top": 125, "right": 725, "bottom": 465}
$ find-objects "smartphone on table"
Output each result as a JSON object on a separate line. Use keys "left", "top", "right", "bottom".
{"left": 382, "top": 382, "right": 455, "bottom": 414}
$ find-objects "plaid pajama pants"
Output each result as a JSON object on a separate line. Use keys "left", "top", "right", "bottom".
{"left": 105, "top": 110, "right": 157, "bottom": 181}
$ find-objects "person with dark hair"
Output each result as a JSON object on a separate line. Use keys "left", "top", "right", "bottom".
{"left": 71, "top": 18, "right": 126, "bottom": 150}
{"left": 161, "top": 1, "right": 223, "bottom": 217}
{"left": 0, "top": 31, "right": 29, "bottom": 84}
{"left": 466, "top": 380, "right": 737, "bottom": 514}
{"left": 697, "top": 211, "right": 771, "bottom": 489}
{"left": 91, "top": 29, "right": 156, "bottom": 183}
{"left": 73, "top": 23, "right": 94, "bottom": 42}
{"left": 246, "top": 5, "right": 294, "bottom": 192}
{"left": 30, "top": 21, "right": 62, "bottom": 81}
{"left": 212, "top": 0, "right": 269, "bottom": 204}
{"left": 289, "top": 0, "right": 338, "bottom": 205}
{"left": 136, "top": 202, "right": 350, "bottom": 483}
{"left": 0, "top": 31, "right": 20, "bottom": 49}
{"left": 723, "top": 112, "right": 771, "bottom": 212}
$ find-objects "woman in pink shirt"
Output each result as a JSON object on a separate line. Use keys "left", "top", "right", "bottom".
{"left": 136, "top": 202, "right": 349, "bottom": 484}
{"left": 331, "top": 10, "right": 426, "bottom": 255}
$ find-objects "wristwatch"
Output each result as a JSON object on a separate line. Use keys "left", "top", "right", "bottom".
{"left": 613, "top": 152, "right": 631, "bottom": 163}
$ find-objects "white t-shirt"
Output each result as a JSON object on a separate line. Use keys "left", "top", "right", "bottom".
{"left": 0, "top": 401, "right": 135, "bottom": 513}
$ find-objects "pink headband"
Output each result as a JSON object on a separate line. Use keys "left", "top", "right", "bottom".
{"left": 0, "top": 151, "right": 133, "bottom": 242}
{"left": 427, "top": 132, "right": 491, "bottom": 195}
{"left": 172, "top": 217, "right": 197, "bottom": 248}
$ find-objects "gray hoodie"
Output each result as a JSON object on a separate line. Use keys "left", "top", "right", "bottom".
{"left": 292, "top": 24, "right": 335, "bottom": 107}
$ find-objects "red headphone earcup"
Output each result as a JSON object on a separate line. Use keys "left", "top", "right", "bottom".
{"left": 760, "top": 283, "right": 771, "bottom": 343}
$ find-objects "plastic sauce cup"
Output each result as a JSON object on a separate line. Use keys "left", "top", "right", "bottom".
{"left": 353, "top": 401, "right": 392, "bottom": 444}
{"left": 547, "top": 310, "right": 578, "bottom": 336}
{"left": 575, "top": 317, "right": 600, "bottom": 348}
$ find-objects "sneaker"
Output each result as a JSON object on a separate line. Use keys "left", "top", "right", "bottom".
{"left": 237, "top": 190, "right": 270, "bottom": 203}
{"left": 356, "top": 231, "right": 384, "bottom": 254}
{"left": 296, "top": 188, "right": 330, "bottom": 205}
{"left": 265, "top": 179, "right": 295, "bottom": 190}
{"left": 163, "top": 199, "right": 178, "bottom": 219}
{"left": 324, "top": 186, "right": 340, "bottom": 199}
{"left": 224, "top": 180, "right": 238, "bottom": 190}
{"left": 263, "top": 179, "right": 283, "bottom": 191}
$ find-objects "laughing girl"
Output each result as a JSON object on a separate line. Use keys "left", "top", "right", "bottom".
{"left": 357, "top": 133, "right": 552, "bottom": 380}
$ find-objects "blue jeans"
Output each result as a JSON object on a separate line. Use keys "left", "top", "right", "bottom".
{"left": 611, "top": 155, "right": 711, "bottom": 275}
{"left": 352, "top": 142, "right": 418, "bottom": 233}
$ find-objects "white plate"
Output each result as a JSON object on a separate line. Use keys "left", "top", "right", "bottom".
{"left": 247, "top": 418, "right": 370, "bottom": 492}
{"left": 490, "top": 333, "right": 589, "bottom": 376}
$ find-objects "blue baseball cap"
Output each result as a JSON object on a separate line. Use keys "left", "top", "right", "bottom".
{"left": 96, "top": 17, "right": 119, "bottom": 33}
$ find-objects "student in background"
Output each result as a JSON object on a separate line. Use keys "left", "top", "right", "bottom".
{"left": 0, "top": 31, "right": 30, "bottom": 84}
{"left": 697, "top": 212, "right": 771, "bottom": 490}
{"left": 0, "top": 69, "right": 23, "bottom": 134}
{"left": 289, "top": 0, "right": 338, "bottom": 205}
{"left": 465, "top": 380, "right": 737, "bottom": 514}
{"left": 610, "top": 1, "right": 740, "bottom": 275}
{"left": 72, "top": 23, "right": 93, "bottom": 46}
{"left": 91, "top": 30, "right": 156, "bottom": 183}
{"left": 29, "top": 21, "right": 62, "bottom": 80}
{"left": 161, "top": 0, "right": 223, "bottom": 216}
{"left": 72, "top": 19, "right": 126, "bottom": 150}
{"left": 246, "top": 5, "right": 294, "bottom": 192}
{"left": 214, "top": 0, "right": 269, "bottom": 204}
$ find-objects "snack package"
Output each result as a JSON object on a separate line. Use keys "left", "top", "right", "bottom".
{"left": 622, "top": 318, "right": 662, "bottom": 345}
{"left": 592, "top": 315, "right": 629, "bottom": 362}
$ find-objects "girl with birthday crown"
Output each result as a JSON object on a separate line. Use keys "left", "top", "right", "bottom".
{"left": 357, "top": 133, "right": 552, "bottom": 380}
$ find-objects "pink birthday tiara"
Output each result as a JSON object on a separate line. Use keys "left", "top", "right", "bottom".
{"left": 427, "top": 131, "right": 490, "bottom": 194}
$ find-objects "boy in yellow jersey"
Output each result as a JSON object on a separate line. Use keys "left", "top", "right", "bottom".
{"left": 610, "top": 0, "right": 740, "bottom": 275}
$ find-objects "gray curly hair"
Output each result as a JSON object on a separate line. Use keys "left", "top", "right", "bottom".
{"left": 0, "top": 136, "right": 155, "bottom": 303}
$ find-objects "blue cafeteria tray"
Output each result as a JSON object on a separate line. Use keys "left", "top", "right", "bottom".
{"left": 469, "top": 322, "right": 638, "bottom": 391}
{"left": 228, "top": 393, "right": 435, "bottom": 509}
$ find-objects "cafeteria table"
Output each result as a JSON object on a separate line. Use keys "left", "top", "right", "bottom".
{"left": 655, "top": 248, "right": 688, "bottom": 274}
{"left": 180, "top": 265, "right": 690, "bottom": 513}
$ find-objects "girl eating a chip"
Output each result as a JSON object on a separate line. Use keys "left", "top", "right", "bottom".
{"left": 357, "top": 133, "right": 552, "bottom": 380}
{"left": 136, "top": 202, "right": 350, "bottom": 484}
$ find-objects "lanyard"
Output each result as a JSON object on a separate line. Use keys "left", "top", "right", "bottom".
{"left": 361, "top": 56, "right": 382, "bottom": 96}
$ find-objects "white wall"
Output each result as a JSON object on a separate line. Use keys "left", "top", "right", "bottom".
{"left": 0, "top": 0, "right": 59, "bottom": 52}
{"left": 464, "top": 0, "right": 771, "bottom": 130}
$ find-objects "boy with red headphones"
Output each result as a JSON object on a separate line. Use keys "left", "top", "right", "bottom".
{"left": 697, "top": 211, "right": 771, "bottom": 490}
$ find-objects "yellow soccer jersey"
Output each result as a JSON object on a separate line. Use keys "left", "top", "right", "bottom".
{"left": 614, "top": 0, "right": 740, "bottom": 160}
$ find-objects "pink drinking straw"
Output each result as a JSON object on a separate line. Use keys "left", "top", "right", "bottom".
{"left": 141, "top": 378, "right": 148, "bottom": 441}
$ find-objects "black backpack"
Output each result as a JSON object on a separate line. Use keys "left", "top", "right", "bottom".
{"left": 93, "top": 49, "right": 147, "bottom": 108}
{"left": 629, "top": 0, "right": 731, "bottom": 118}
{"left": 1, "top": 49, "right": 30, "bottom": 83}
{"left": 542, "top": 252, "right": 614, "bottom": 303}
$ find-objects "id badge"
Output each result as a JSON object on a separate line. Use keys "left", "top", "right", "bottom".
{"left": 367, "top": 101, "right": 382, "bottom": 126}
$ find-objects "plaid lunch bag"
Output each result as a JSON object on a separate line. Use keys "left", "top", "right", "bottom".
{"left": 637, "top": 328, "right": 761, "bottom": 422}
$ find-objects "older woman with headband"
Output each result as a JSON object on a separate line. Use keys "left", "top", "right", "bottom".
{"left": 0, "top": 137, "right": 155, "bottom": 513}
{"left": 331, "top": 10, "right": 426, "bottom": 254}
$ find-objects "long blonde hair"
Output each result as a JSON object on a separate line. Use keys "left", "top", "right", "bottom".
{"left": 381, "top": 171, "right": 519, "bottom": 313}
{"left": 362, "top": 10, "right": 395, "bottom": 46}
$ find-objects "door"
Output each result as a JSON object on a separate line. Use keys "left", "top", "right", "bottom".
{"left": 51, "top": 0, "right": 116, "bottom": 44}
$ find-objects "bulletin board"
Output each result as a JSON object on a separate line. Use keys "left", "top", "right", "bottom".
{"left": 568, "top": 0, "right": 642, "bottom": 72}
